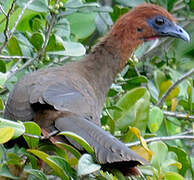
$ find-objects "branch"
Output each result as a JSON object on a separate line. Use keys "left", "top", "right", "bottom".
{"left": 23, "top": 130, "right": 59, "bottom": 140}
{"left": 0, "top": 5, "right": 7, "bottom": 16}
{"left": 163, "top": 110, "right": 194, "bottom": 120}
{"left": 156, "top": 69, "right": 194, "bottom": 107}
{"left": 126, "top": 131, "right": 194, "bottom": 147}
{"left": 5, "top": 6, "right": 58, "bottom": 78}
{"left": 6, "top": 58, "right": 22, "bottom": 79}
{"left": 0, "top": 0, "right": 35, "bottom": 53}
{"left": 10, "top": 0, "right": 36, "bottom": 36}
{"left": 38, "top": 13, "right": 57, "bottom": 59}
{"left": 6, "top": 57, "right": 35, "bottom": 80}
{"left": 0, "top": 55, "right": 31, "bottom": 59}
{"left": 0, "top": 0, "right": 16, "bottom": 53}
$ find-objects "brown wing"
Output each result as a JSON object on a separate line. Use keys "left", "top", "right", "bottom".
{"left": 4, "top": 67, "right": 92, "bottom": 121}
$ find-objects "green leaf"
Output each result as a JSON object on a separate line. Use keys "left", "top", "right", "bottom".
{"left": 47, "top": 156, "right": 75, "bottom": 178}
{"left": 115, "top": 0, "right": 145, "bottom": 7}
{"left": 16, "top": 10, "right": 43, "bottom": 32}
{"left": 54, "top": 18, "right": 70, "bottom": 39}
{"left": 154, "top": 70, "right": 166, "bottom": 90}
{"left": 7, "top": 36, "right": 22, "bottom": 56}
{"left": 113, "top": 87, "right": 150, "bottom": 135}
{"left": 148, "top": 106, "right": 164, "bottom": 133}
{"left": 7, "top": 152, "right": 21, "bottom": 165}
{"left": 147, "top": 81, "right": 159, "bottom": 102}
{"left": 159, "top": 80, "right": 179, "bottom": 100}
{"left": 14, "top": 32, "right": 34, "bottom": 56}
{"left": 0, "top": 118, "right": 25, "bottom": 139}
{"left": 122, "top": 75, "right": 148, "bottom": 90}
{"left": 168, "top": 68, "right": 190, "bottom": 98}
{"left": 162, "top": 159, "right": 182, "bottom": 170}
{"left": 0, "top": 98, "right": 4, "bottom": 111}
{"left": 0, "top": 72, "right": 7, "bottom": 86}
{"left": 39, "top": 144, "right": 68, "bottom": 159}
{"left": 0, "top": 60, "right": 6, "bottom": 73}
{"left": 46, "top": 34, "right": 64, "bottom": 51}
{"left": 30, "top": 32, "right": 44, "bottom": 51}
{"left": 77, "top": 154, "right": 101, "bottom": 176}
{"left": 164, "top": 172, "right": 184, "bottom": 180}
{"left": 149, "top": 141, "right": 168, "bottom": 171}
{"left": 24, "top": 167, "right": 47, "bottom": 180}
{"left": 168, "top": 145, "right": 191, "bottom": 176}
{"left": 0, "top": 164, "right": 19, "bottom": 179}
{"left": 59, "top": 131, "right": 94, "bottom": 154}
{"left": 16, "top": 0, "right": 48, "bottom": 12}
{"left": 23, "top": 122, "right": 41, "bottom": 148}
{"left": 66, "top": 13, "right": 96, "bottom": 39}
{"left": 0, "top": 127, "right": 14, "bottom": 144}
{"left": 28, "top": 149, "right": 69, "bottom": 180}
{"left": 56, "top": 142, "right": 81, "bottom": 159}
{"left": 48, "top": 41, "right": 86, "bottom": 56}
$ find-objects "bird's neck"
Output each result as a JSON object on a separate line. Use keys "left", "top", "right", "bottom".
{"left": 81, "top": 30, "right": 140, "bottom": 105}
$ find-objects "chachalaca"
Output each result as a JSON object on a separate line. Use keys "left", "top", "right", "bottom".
{"left": 4, "top": 3, "right": 190, "bottom": 176}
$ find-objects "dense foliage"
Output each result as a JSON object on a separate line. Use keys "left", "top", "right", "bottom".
{"left": 0, "top": 0, "right": 193, "bottom": 179}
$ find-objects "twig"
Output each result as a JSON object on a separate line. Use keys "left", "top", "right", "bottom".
{"left": 174, "top": 0, "right": 183, "bottom": 7}
{"left": 39, "top": 13, "right": 57, "bottom": 59}
{"left": 0, "top": 0, "right": 35, "bottom": 53}
{"left": 6, "top": 58, "right": 22, "bottom": 79}
{"left": 5, "top": 2, "right": 58, "bottom": 78}
{"left": 10, "top": 57, "right": 35, "bottom": 75}
{"left": 156, "top": 69, "right": 194, "bottom": 107}
{"left": 23, "top": 130, "right": 59, "bottom": 140}
{"left": 178, "top": 129, "right": 193, "bottom": 135}
{"left": 9, "top": 0, "right": 35, "bottom": 38}
{"left": 163, "top": 110, "right": 194, "bottom": 120}
{"left": 0, "top": 5, "right": 7, "bottom": 16}
{"left": 0, "top": 55, "right": 31, "bottom": 59}
{"left": 0, "top": 0, "right": 16, "bottom": 53}
{"left": 172, "top": 3, "right": 185, "bottom": 13}
{"left": 126, "top": 133, "right": 194, "bottom": 147}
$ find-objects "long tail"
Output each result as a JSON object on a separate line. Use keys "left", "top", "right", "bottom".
{"left": 54, "top": 112, "right": 148, "bottom": 175}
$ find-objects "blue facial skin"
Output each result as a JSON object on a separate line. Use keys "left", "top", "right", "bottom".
{"left": 147, "top": 15, "right": 190, "bottom": 42}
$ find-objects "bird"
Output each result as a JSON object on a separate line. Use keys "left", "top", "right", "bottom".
{"left": 4, "top": 3, "right": 190, "bottom": 176}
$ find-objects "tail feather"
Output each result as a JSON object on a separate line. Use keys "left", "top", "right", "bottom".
{"left": 54, "top": 112, "right": 148, "bottom": 166}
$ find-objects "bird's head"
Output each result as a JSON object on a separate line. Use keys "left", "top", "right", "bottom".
{"left": 109, "top": 3, "right": 190, "bottom": 61}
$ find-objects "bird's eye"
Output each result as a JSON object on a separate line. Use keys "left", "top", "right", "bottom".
{"left": 137, "top": 28, "right": 143, "bottom": 32}
{"left": 155, "top": 17, "right": 165, "bottom": 25}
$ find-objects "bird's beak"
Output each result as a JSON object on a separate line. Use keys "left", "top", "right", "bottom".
{"left": 160, "top": 23, "right": 190, "bottom": 42}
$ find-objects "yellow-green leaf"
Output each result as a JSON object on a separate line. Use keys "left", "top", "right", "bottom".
{"left": 0, "top": 127, "right": 14, "bottom": 144}
{"left": 164, "top": 172, "right": 184, "bottom": 180}
{"left": 159, "top": 80, "right": 179, "bottom": 100}
{"left": 56, "top": 142, "right": 81, "bottom": 159}
{"left": 129, "top": 126, "right": 153, "bottom": 160}
{"left": 28, "top": 149, "right": 69, "bottom": 180}
{"left": 169, "top": 162, "right": 182, "bottom": 169}
{"left": 59, "top": 131, "right": 94, "bottom": 155}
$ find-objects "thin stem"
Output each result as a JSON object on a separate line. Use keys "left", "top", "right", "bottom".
{"left": 0, "top": 5, "right": 7, "bottom": 16}
{"left": 23, "top": 130, "right": 59, "bottom": 140}
{"left": 10, "top": 0, "right": 35, "bottom": 36}
{"left": 39, "top": 13, "right": 57, "bottom": 59}
{"left": 163, "top": 110, "right": 194, "bottom": 120}
{"left": 0, "top": 0, "right": 35, "bottom": 53}
{"left": 0, "top": 0, "right": 16, "bottom": 53}
{"left": 126, "top": 133, "right": 194, "bottom": 147}
{"left": 156, "top": 69, "right": 194, "bottom": 107}
{"left": 6, "top": 58, "right": 22, "bottom": 79}
{"left": 0, "top": 55, "right": 31, "bottom": 59}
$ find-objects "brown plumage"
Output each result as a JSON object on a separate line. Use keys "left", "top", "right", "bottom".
{"left": 4, "top": 3, "right": 189, "bottom": 176}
